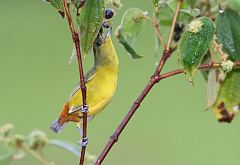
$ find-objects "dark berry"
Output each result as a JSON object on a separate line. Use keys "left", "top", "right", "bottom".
{"left": 105, "top": 9, "right": 114, "bottom": 19}
{"left": 102, "top": 22, "right": 111, "bottom": 28}
{"left": 173, "top": 23, "right": 184, "bottom": 42}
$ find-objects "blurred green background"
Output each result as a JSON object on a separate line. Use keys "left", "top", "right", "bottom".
{"left": 1, "top": 0, "right": 240, "bottom": 165}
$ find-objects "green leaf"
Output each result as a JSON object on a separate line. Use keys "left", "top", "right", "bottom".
{"left": 216, "top": 8, "right": 240, "bottom": 61}
{"left": 155, "top": 3, "right": 174, "bottom": 26}
{"left": 49, "top": 0, "right": 65, "bottom": 18}
{"left": 178, "top": 17, "right": 215, "bottom": 81}
{"left": 116, "top": 8, "right": 146, "bottom": 59}
{"left": 0, "top": 152, "right": 14, "bottom": 165}
{"left": 206, "top": 68, "right": 226, "bottom": 108}
{"left": 186, "top": 0, "right": 197, "bottom": 8}
{"left": 116, "top": 31, "right": 142, "bottom": 59}
{"left": 155, "top": 2, "right": 197, "bottom": 26}
{"left": 77, "top": 0, "right": 105, "bottom": 57}
{"left": 212, "top": 69, "right": 240, "bottom": 123}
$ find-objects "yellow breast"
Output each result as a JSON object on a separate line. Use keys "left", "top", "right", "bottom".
{"left": 68, "top": 65, "right": 118, "bottom": 116}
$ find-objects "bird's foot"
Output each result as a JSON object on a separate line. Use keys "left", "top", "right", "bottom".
{"left": 78, "top": 137, "right": 88, "bottom": 147}
{"left": 76, "top": 126, "right": 88, "bottom": 147}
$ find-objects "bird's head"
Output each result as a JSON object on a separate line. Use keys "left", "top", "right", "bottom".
{"left": 50, "top": 103, "right": 81, "bottom": 133}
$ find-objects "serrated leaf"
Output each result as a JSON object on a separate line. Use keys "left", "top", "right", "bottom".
{"left": 77, "top": 0, "right": 105, "bottom": 57}
{"left": 216, "top": 8, "right": 240, "bottom": 61}
{"left": 178, "top": 17, "right": 215, "bottom": 81}
{"left": 212, "top": 69, "right": 240, "bottom": 123}
{"left": 49, "top": 0, "right": 65, "bottom": 18}
{"left": 207, "top": 68, "right": 226, "bottom": 108}
{"left": 116, "top": 8, "right": 146, "bottom": 59}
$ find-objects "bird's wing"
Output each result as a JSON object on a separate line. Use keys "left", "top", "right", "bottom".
{"left": 68, "top": 67, "right": 96, "bottom": 99}
{"left": 84, "top": 67, "right": 97, "bottom": 83}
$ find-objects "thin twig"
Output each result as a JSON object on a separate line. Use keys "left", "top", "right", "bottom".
{"left": 62, "top": 1, "right": 88, "bottom": 165}
{"left": 153, "top": 14, "right": 166, "bottom": 48}
{"left": 158, "top": 61, "right": 240, "bottom": 80}
{"left": 95, "top": 1, "right": 183, "bottom": 164}
{"left": 166, "top": 0, "right": 183, "bottom": 51}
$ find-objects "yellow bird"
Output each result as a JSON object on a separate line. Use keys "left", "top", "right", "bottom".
{"left": 50, "top": 35, "right": 119, "bottom": 133}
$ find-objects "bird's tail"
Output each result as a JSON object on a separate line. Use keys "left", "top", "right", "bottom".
{"left": 50, "top": 104, "right": 69, "bottom": 133}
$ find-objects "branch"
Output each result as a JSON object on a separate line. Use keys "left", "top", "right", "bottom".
{"left": 95, "top": 0, "right": 183, "bottom": 164}
{"left": 158, "top": 61, "right": 240, "bottom": 81}
{"left": 62, "top": 1, "right": 88, "bottom": 165}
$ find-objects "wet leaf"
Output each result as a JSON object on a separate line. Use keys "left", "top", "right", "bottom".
{"left": 216, "top": 8, "right": 240, "bottom": 61}
{"left": 212, "top": 69, "right": 240, "bottom": 123}
{"left": 77, "top": 0, "right": 105, "bottom": 57}
{"left": 115, "top": 8, "right": 146, "bottom": 59}
{"left": 178, "top": 17, "right": 215, "bottom": 81}
{"left": 206, "top": 68, "right": 226, "bottom": 108}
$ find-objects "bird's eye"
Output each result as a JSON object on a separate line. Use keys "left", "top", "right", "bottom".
{"left": 105, "top": 9, "right": 114, "bottom": 19}
{"left": 96, "top": 37, "right": 102, "bottom": 47}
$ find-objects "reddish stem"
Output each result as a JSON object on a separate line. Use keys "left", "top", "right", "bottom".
{"left": 158, "top": 62, "right": 240, "bottom": 81}
{"left": 62, "top": 1, "right": 88, "bottom": 165}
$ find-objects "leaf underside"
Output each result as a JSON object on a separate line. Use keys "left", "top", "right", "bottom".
{"left": 116, "top": 8, "right": 146, "bottom": 59}
{"left": 212, "top": 69, "right": 240, "bottom": 123}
